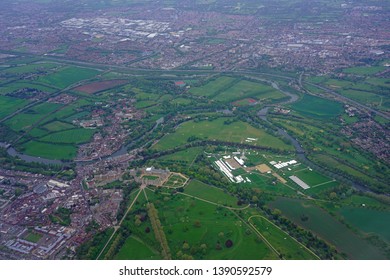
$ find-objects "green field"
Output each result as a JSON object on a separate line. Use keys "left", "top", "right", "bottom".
{"left": 0, "top": 81, "right": 57, "bottom": 95}
{"left": 0, "top": 96, "right": 29, "bottom": 119}
{"left": 290, "top": 95, "right": 343, "bottom": 119}
{"left": 155, "top": 193, "right": 276, "bottom": 260}
{"left": 157, "top": 147, "right": 201, "bottom": 164}
{"left": 215, "top": 80, "right": 284, "bottom": 102}
{"left": 189, "top": 76, "right": 237, "bottom": 97}
{"left": 249, "top": 216, "right": 317, "bottom": 259}
{"left": 3, "top": 63, "right": 59, "bottom": 74}
{"left": 269, "top": 198, "right": 386, "bottom": 259}
{"left": 245, "top": 173, "right": 296, "bottom": 195}
{"left": 115, "top": 236, "right": 161, "bottom": 260}
{"left": 291, "top": 169, "right": 333, "bottom": 187}
{"left": 23, "top": 231, "right": 43, "bottom": 243}
{"left": 153, "top": 118, "right": 293, "bottom": 151}
{"left": 5, "top": 103, "right": 62, "bottom": 131}
{"left": 38, "top": 66, "right": 100, "bottom": 89}
{"left": 21, "top": 141, "right": 77, "bottom": 160}
{"left": 39, "top": 128, "right": 95, "bottom": 144}
{"left": 42, "top": 121, "right": 75, "bottom": 132}
{"left": 184, "top": 180, "right": 238, "bottom": 207}
{"left": 163, "top": 174, "right": 187, "bottom": 188}
{"left": 338, "top": 207, "right": 390, "bottom": 243}
{"left": 343, "top": 66, "right": 386, "bottom": 75}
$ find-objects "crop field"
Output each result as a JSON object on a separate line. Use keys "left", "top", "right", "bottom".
{"left": 0, "top": 96, "right": 29, "bottom": 119}
{"left": 39, "top": 128, "right": 95, "bottom": 144}
{"left": 184, "top": 180, "right": 239, "bottom": 207}
{"left": 153, "top": 118, "right": 293, "bottom": 151}
{"left": 73, "top": 79, "right": 128, "bottom": 94}
{"left": 268, "top": 198, "right": 386, "bottom": 259}
{"left": 338, "top": 207, "right": 390, "bottom": 243}
{"left": 249, "top": 216, "right": 317, "bottom": 259}
{"left": 290, "top": 94, "right": 343, "bottom": 119}
{"left": 214, "top": 80, "right": 284, "bottom": 102}
{"left": 21, "top": 141, "right": 77, "bottom": 160}
{"left": 189, "top": 76, "right": 237, "bottom": 97}
{"left": 38, "top": 66, "right": 100, "bottom": 89}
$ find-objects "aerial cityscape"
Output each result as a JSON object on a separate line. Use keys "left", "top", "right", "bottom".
{"left": 0, "top": 0, "right": 389, "bottom": 260}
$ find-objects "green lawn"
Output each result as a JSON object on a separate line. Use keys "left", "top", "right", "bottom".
{"left": 23, "top": 232, "right": 43, "bottom": 243}
{"left": 115, "top": 236, "right": 161, "bottom": 260}
{"left": 338, "top": 207, "right": 390, "bottom": 243}
{"left": 184, "top": 180, "right": 238, "bottom": 207}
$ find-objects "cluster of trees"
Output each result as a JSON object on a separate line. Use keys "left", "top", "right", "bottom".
{"left": 147, "top": 203, "right": 171, "bottom": 260}
{"left": 75, "top": 228, "right": 114, "bottom": 259}
{"left": 116, "top": 181, "right": 140, "bottom": 221}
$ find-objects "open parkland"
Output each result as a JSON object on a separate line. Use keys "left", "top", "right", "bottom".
{"left": 0, "top": 53, "right": 389, "bottom": 261}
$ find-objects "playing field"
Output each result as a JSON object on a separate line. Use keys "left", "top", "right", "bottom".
{"left": 153, "top": 118, "right": 293, "bottom": 151}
